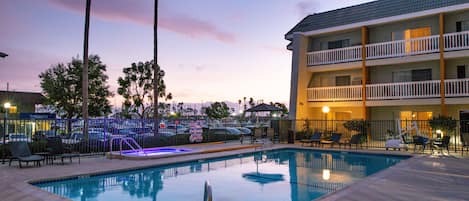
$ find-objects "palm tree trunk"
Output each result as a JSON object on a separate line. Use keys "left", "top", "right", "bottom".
{"left": 82, "top": 0, "right": 91, "bottom": 140}
{"left": 153, "top": 0, "right": 159, "bottom": 136}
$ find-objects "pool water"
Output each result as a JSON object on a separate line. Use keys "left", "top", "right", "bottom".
{"left": 35, "top": 149, "right": 409, "bottom": 201}
{"left": 121, "top": 148, "right": 192, "bottom": 156}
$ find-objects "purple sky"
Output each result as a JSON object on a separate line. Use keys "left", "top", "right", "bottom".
{"left": 0, "top": 0, "right": 372, "bottom": 107}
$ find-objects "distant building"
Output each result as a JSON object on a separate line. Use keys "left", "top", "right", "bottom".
{"left": 0, "top": 90, "right": 45, "bottom": 119}
{"left": 286, "top": 0, "right": 469, "bottom": 123}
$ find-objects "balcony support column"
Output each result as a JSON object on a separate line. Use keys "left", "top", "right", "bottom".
{"left": 439, "top": 13, "right": 447, "bottom": 116}
{"left": 361, "top": 26, "right": 368, "bottom": 120}
{"left": 289, "top": 33, "right": 311, "bottom": 125}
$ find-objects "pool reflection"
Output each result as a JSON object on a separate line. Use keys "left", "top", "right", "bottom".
{"left": 36, "top": 149, "right": 407, "bottom": 201}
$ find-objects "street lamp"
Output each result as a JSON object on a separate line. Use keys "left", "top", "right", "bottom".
{"left": 322, "top": 106, "right": 330, "bottom": 133}
{"left": 2, "top": 102, "right": 11, "bottom": 164}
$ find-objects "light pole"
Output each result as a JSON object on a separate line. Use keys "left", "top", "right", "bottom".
{"left": 322, "top": 106, "right": 330, "bottom": 133}
{"left": 2, "top": 102, "right": 10, "bottom": 164}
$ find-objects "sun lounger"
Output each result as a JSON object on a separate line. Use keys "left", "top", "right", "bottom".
{"left": 8, "top": 141, "right": 44, "bottom": 168}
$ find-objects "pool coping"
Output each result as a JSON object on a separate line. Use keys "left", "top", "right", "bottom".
{"left": 24, "top": 144, "right": 417, "bottom": 201}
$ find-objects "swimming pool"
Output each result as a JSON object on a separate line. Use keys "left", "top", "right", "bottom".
{"left": 34, "top": 149, "right": 409, "bottom": 201}
{"left": 121, "top": 148, "right": 192, "bottom": 157}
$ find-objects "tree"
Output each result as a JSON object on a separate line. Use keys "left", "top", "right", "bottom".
{"left": 117, "top": 61, "right": 170, "bottom": 119}
{"left": 39, "top": 55, "right": 113, "bottom": 119}
{"left": 270, "top": 102, "right": 288, "bottom": 116}
{"left": 204, "top": 102, "right": 230, "bottom": 120}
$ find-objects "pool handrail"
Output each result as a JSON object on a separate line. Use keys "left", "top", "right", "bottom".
{"left": 204, "top": 180, "right": 213, "bottom": 201}
{"left": 109, "top": 136, "right": 143, "bottom": 159}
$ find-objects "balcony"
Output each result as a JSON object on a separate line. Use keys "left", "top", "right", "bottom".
{"left": 306, "top": 31, "right": 469, "bottom": 66}
{"left": 307, "top": 78, "right": 469, "bottom": 102}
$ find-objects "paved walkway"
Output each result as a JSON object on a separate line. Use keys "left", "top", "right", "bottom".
{"left": 1, "top": 143, "right": 468, "bottom": 201}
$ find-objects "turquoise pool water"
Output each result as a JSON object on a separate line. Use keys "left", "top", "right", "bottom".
{"left": 34, "top": 149, "right": 409, "bottom": 201}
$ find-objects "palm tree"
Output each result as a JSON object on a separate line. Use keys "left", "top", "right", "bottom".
{"left": 82, "top": 0, "right": 91, "bottom": 140}
{"left": 153, "top": 0, "right": 159, "bottom": 135}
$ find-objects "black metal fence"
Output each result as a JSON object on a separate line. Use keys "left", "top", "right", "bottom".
{"left": 283, "top": 119, "right": 467, "bottom": 152}
{"left": 2, "top": 118, "right": 467, "bottom": 161}
{"left": 1, "top": 118, "right": 263, "bottom": 160}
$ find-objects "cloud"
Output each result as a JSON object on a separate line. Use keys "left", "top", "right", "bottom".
{"left": 47, "top": 0, "right": 236, "bottom": 43}
{"left": 296, "top": 0, "right": 318, "bottom": 17}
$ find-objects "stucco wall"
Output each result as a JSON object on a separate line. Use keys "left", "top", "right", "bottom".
{"left": 309, "top": 69, "right": 362, "bottom": 87}
{"left": 446, "top": 57, "right": 469, "bottom": 79}
{"left": 445, "top": 10, "right": 469, "bottom": 33}
{"left": 308, "top": 29, "right": 362, "bottom": 52}
{"left": 368, "top": 15, "right": 439, "bottom": 43}
{"left": 368, "top": 60, "right": 440, "bottom": 84}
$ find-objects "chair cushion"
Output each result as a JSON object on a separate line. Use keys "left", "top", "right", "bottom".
{"left": 18, "top": 155, "right": 44, "bottom": 161}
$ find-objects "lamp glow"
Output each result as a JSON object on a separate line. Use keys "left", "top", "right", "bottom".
{"left": 322, "top": 106, "right": 330, "bottom": 114}
{"left": 3, "top": 102, "right": 11, "bottom": 109}
{"left": 322, "top": 169, "right": 330, "bottom": 180}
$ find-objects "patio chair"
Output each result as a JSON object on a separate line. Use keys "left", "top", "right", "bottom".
{"left": 432, "top": 136, "right": 450, "bottom": 154}
{"left": 8, "top": 141, "right": 44, "bottom": 168}
{"left": 412, "top": 136, "right": 428, "bottom": 152}
{"left": 300, "top": 132, "right": 322, "bottom": 147}
{"left": 461, "top": 133, "right": 469, "bottom": 155}
{"left": 320, "top": 133, "right": 342, "bottom": 148}
{"left": 47, "top": 136, "right": 80, "bottom": 165}
{"left": 341, "top": 134, "right": 364, "bottom": 149}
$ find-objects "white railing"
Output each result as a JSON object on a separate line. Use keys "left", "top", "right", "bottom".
{"left": 307, "top": 45, "right": 362, "bottom": 66}
{"left": 444, "top": 30, "right": 469, "bottom": 51}
{"left": 366, "top": 80, "right": 440, "bottom": 100}
{"left": 307, "top": 85, "right": 362, "bottom": 101}
{"left": 307, "top": 79, "right": 469, "bottom": 102}
{"left": 366, "top": 35, "right": 440, "bottom": 59}
{"left": 306, "top": 32, "right": 469, "bottom": 66}
{"left": 445, "top": 78, "right": 469, "bottom": 97}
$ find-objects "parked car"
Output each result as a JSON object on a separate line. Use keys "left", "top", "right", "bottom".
{"left": 33, "top": 130, "right": 57, "bottom": 141}
{"left": 166, "top": 124, "right": 189, "bottom": 134}
{"left": 209, "top": 127, "right": 242, "bottom": 135}
{"left": 236, "top": 127, "right": 252, "bottom": 135}
{"left": 9, "top": 134, "right": 32, "bottom": 142}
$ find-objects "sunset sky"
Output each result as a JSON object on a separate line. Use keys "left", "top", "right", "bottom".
{"left": 0, "top": 0, "right": 372, "bottom": 107}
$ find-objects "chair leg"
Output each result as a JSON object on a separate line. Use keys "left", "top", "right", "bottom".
{"left": 9, "top": 158, "right": 12, "bottom": 166}
{"left": 19, "top": 161, "right": 22, "bottom": 168}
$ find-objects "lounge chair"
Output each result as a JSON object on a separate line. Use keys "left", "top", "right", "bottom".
{"left": 432, "top": 136, "right": 450, "bottom": 154}
{"left": 320, "top": 133, "right": 342, "bottom": 148}
{"left": 461, "top": 133, "right": 469, "bottom": 155}
{"left": 300, "top": 132, "right": 322, "bottom": 147}
{"left": 8, "top": 141, "right": 44, "bottom": 168}
{"left": 342, "top": 134, "right": 363, "bottom": 149}
{"left": 47, "top": 136, "right": 80, "bottom": 164}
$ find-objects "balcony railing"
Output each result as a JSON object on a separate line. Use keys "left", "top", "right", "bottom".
{"left": 307, "top": 45, "right": 362, "bottom": 65}
{"left": 307, "top": 78, "right": 469, "bottom": 102}
{"left": 366, "top": 80, "right": 440, "bottom": 100}
{"left": 307, "top": 85, "right": 362, "bottom": 101}
{"left": 307, "top": 31, "right": 469, "bottom": 66}
{"left": 366, "top": 35, "right": 440, "bottom": 60}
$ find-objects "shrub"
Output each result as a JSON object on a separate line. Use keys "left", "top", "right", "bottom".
{"left": 428, "top": 115, "right": 457, "bottom": 135}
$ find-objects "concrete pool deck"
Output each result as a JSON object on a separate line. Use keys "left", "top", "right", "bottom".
{"left": 0, "top": 143, "right": 468, "bottom": 201}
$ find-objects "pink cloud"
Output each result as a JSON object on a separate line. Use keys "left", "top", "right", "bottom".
{"left": 47, "top": 0, "right": 236, "bottom": 43}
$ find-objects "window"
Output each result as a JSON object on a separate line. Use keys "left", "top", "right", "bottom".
{"left": 392, "top": 71, "right": 411, "bottom": 82}
{"left": 458, "top": 65, "right": 466, "bottom": 79}
{"left": 411, "top": 69, "right": 432, "bottom": 81}
{"left": 327, "top": 39, "right": 350, "bottom": 49}
{"left": 456, "top": 21, "right": 469, "bottom": 32}
{"left": 400, "top": 111, "right": 433, "bottom": 136}
{"left": 335, "top": 76, "right": 351, "bottom": 86}
{"left": 392, "top": 27, "right": 431, "bottom": 52}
